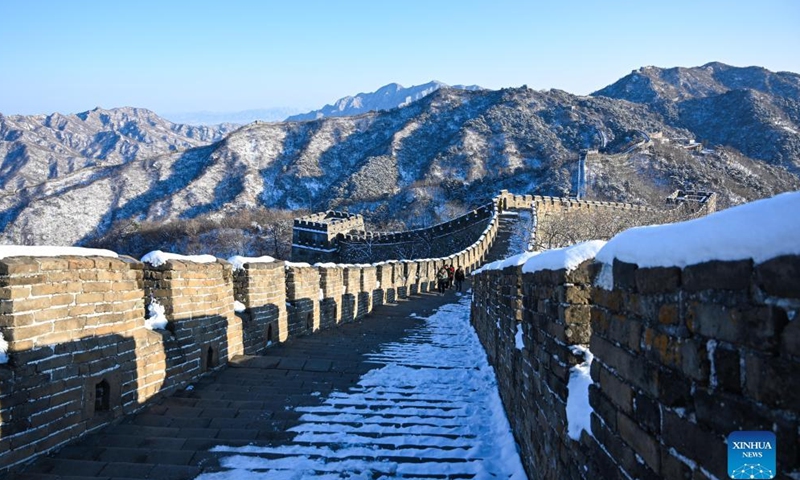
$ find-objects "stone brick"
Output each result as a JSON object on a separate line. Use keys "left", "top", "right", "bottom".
{"left": 657, "top": 303, "right": 681, "bottom": 327}
{"left": 782, "top": 318, "right": 800, "bottom": 358}
{"left": 593, "top": 288, "right": 623, "bottom": 310}
{"left": 588, "top": 384, "right": 618, "bottom": 432}
{"left": 590, "top": 335, "right": 658, "bottom": 397}
{"left": 0, "top": 258, "right": 41, "bottom": 276}
{"left": 756, "top": 255, "right": 800, "bottom": 299}
{"left": 642, "top": 328, "right": 682, "bottom": 369}
{"left": 592, "top": 362, "right": 632, "bottom": 414}
{"left": 659, "top": 445, "right": 694, "bottom": 480}
{"left": 612, "top": 259, "right": 638, "bottom": 292}
{"left": 692, "top": 388, "right": 770, "bottom": 433}
{"left": 617, "top": 411, "right": 660, "bottom": 472}
{"left": 564, "top": 260, "right": 596, "bottom": 285}
{"left": 561, "top": 284, "right": 591, "bottom": 305}
{"left": 661, "top": 409, "right": 727, "bottom": 480}
{"left": 593, "top": 313, "right": 642, "bottom": 353}
{"left": 712, "top": 345, "right": 741, "bottom": 393}
{"left": 678, "top": 338, "right": 709, "bottom": 382}
{"left": 632, "top": 391, "right": 660, "bottom": 434}
{"left": 686, "top": 301, "right": 743, "bottom": 343}
{"left": 635, "top": 267, "right": 681, "bottom": 294}
{"left": 683, "top": 259, "right": 752, "bottom": 292}
{"left": 656, "top": 367, "right": 692, "bottom": 408}
{"left": 744, "top": 351, "right": 800, "bottom": 410}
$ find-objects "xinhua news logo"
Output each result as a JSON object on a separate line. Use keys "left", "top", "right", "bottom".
{"left": 728, "top": 431, "right": 776, "bottom": 479}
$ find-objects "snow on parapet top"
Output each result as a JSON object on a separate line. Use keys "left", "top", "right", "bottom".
{"left": 471, "top": 251, "right": 539, "bottom": 275}
{"left": 140, "top": 250, "right": 217, "bottom": 267}
{"left": 284, "top": 261, "right": 312, "bottom": 268}
{"left": 521, "top": 240, "right": 606, "bottom": 274}
{"left": 227, "top": 255, "right": 275, "bottom": 271}
{"left": 0, "top": 245, "right": 118, "bottom": 260}
{"left": 596, "top": 191, "right": 800, "bottom": 268}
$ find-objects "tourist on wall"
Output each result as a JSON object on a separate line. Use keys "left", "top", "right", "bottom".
{"left": 437, "top": 267, "right": 449, "bottom": 295}
{"left": 447, "top": 264, "right": 455, "bottom": 289}
{"left": 454, "top": 266, "right": 465, "bottom": 292}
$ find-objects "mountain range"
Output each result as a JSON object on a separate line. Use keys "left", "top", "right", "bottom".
{"left": 161, "top": 108, "right": 305, "bottom": 126}
{"left": 286, "top": 81, "right": 482, "bottom": 122}
{"left": 0, "top": 62, "right": 798, "bottom": 254}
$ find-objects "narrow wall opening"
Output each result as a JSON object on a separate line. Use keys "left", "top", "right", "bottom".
{"left": 94, "top": 380, "right": 110, "bottom": 413}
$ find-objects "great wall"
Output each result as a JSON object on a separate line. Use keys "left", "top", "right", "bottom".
{"left": 1, "top": 189, "right": 797, "bottom": 479}
{"left": 472, "top": 251, "right": 799, "bottom": 479}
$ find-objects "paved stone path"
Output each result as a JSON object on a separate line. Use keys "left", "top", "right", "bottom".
{"left": 8, "top": 284, "right": 525, "bottom": 480}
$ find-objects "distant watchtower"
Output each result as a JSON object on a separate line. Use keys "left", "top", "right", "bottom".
{"left": 665, "top": 190, "right": 718, "bottom": 214}
{"left": 291, "top": 211, "right": 365, "bottom": 263}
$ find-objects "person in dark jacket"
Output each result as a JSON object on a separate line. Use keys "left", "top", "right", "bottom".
{"left": 437, "top": 266, "right": 449, "bottom": 295}
{"left": 454, "top": 266, "right": 466, "bottom": 292}
{"left": 446, "top": 265, "right": 455, "bottom": 289}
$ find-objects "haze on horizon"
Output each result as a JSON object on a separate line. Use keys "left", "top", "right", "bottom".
{"left": 1, "top": 0, "right": 798, "bottom": 117}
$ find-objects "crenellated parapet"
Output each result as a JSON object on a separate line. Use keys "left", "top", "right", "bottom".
{"left": 0, "top": 195, "right": 503, "bottom": 472}
{"left": 293, "top": 190, "right": 716, "bottom": 264}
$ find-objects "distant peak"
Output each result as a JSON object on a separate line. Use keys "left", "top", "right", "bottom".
{"left": 286, "top": 80, "right": 478, "bottom": 122}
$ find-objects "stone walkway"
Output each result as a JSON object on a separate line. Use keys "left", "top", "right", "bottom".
{"left": 8, "top": 285, "right": 525, "bottom": 480}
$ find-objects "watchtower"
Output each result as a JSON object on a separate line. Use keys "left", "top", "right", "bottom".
{"left": 665, "top": 190, "right": 718, "bottom": 214}
{"left": 291, "top": 211, "right": 365, "bottom": 263}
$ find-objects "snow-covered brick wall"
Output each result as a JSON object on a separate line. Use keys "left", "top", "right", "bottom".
{"left": 318, "top": 265, "right": 345, "bottom": 329}
{"left": 591, "top": 250, "right": 800, "bottom": 480}
{"left": 0, "top": 224, "right": 495, "bottom": 473}
{"left": 595, "top": 190, "right": 800, "bottom": 273}
{"left": 284, "top": 264, "right": 322, "bottom": 336}
{"left": 141, "top": 257, "right": 241, "bottom": 383}
{"left": 0, "top": 254, "right": 147, "bottom": 469}
{"left": 470, "top": 258, "right": 599, "bottom": 479}
{"left": 471, "top": 190, "right": 800, "bottom": 479}
{"left": 231, "top": 259, "right": 289, "bottom": 351}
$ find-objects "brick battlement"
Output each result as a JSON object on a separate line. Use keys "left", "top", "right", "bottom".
{"left": 0, "top": 200, "right": 502, "bottom": 471}
{"left": 293, "top": 198, "right": 500, "bottom": 264}
{"left": 293, "top": 210, "right": 365, "bottom": 234}
{"left": 292, "top": 190, "right": 714, "bottom": 264}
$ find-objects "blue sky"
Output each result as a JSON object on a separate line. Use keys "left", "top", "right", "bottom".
{"left": 1, "top": 0, "right": 798, "bottom": 116}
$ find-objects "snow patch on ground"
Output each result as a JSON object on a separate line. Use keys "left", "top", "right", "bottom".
{"left": 141, "top": 250, "right": 217, "bottom": 267}
{"left": 0, "top": 245, "right": 118, "bottom": 259}
{"left": 197, "top": 296, "right": 526, "bottom": 479}
{"left": 233, "top": 301, "right": 246, "bottom": 313}
{"left": 566, "top": 345, "right": 594, "bottom": 441}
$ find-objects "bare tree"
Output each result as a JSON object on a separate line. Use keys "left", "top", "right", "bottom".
{"left": 531, "top": 205, "right": 700, "bottom": 251}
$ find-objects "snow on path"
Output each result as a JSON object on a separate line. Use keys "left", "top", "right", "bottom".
{"left": 195, "top": 296, "right": 527, "bottom": 479}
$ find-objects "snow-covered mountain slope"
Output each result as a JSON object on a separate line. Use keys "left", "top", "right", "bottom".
{"left": 593, "top": 62, "right": 800, "bottom": 171}
{"left": 0, "top": 107, "right": 237, "bottom": 193}
{"left": 286, "top": 81, "right": 482, "bottom": 121}
{"left": 1, "top": 64, "right": 798, "bottom": 248}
